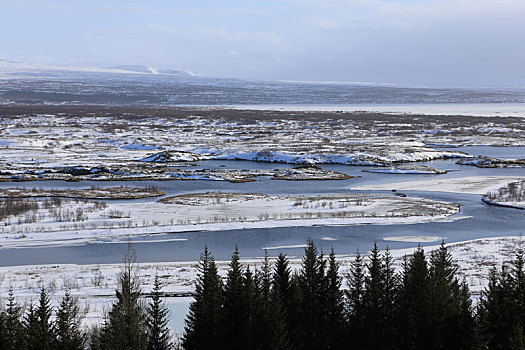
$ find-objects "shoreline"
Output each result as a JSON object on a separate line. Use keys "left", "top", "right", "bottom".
{"left": 1, "top": 235, "right": 524, "bottom": 330}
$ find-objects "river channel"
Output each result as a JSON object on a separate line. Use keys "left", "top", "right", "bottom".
{"left": 0, "top": 146, "right": 524, "bottom": 266}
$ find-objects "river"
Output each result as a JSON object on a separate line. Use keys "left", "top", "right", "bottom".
{"left": 0, "top": 145, "right": 524, "bottom": 266}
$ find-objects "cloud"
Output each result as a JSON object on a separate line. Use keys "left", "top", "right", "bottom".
{"left": 1, "top": 0, "right": 525, "bottom": 85}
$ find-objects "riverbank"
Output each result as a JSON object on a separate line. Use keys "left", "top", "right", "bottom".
{"left": 1, "top": 235, "right": 523, "bottom": 332}
{"left": 0, "top": 192, "right": 460, "bottom": 248}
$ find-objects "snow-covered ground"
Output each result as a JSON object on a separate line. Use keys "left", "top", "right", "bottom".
{"left": 0, "top": 193, "right": 460, "bottom": 248}
{"left": 362, "top": 165, "right": 446, "bottom": 174}
{"left": 0, "top": 186, "right": 165, "bottom": 199}
{"left": 226, "top": 104, "right": 525, "bottom": 118}
{"left": 1, "top": 236, "right": 523, "bottom": 329}
{"left": 5, "top": 112, "right": 522, "bottom": 178}
{"left": 457, "top": 157, "right": 525, "bottom": 168}
{"left": 2, "top": 109, "right": 524, "bottom": 182}
{"left": 482, "top": 179, "right": 525, "bottom": 209}
{"left": 352, "top": 176, "right": 525, "bottom": 194}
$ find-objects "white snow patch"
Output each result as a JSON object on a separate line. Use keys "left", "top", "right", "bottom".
{"left": 383, "top": 235, "right": 441, "bottom": 243}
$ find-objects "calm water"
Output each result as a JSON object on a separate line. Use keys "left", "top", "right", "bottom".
{"left": 1, "top": 146, "right": 524, "bottom": 334}
{"left": 0, "top": 146, "right": 524, "bottom": 265}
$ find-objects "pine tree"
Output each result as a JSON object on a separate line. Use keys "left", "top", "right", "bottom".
{"left": 268, "top": 282, "right": 290, "bottom": 350}
{"left": 273, "top": 253, "right": 292, "bottom": 316}
{"left": 478, "top": 258, "right": 524, "bottom": 349}
{"left": 398, "top": 247, "right": 431, "bottom": 350}
{"left": 456, "top": 279, "right": 476, "bottom": 349}
{"left": 253, "top": 251, "right": 274, "bottom": 350}
{"left": 325, "top": 248, "right": 345, "bottom": 350}
{"left": 100, "top": 245, "right": 148, "bottom": 350}
{"left": 183, "top": 245, "right": 223, "bottom": 350}
{"left": 2, "top": 290, "right": 26, "bottom": 350}
{"left": 54, "top": 290, "right": 85, "bottom": 350}
{"left": 508, "top": 324, "right": 525, "bottom": 350}
{"left": 381, "top": 247, "right": 398, "bottom": 350}
{"left": 346, "top": 250, "right": 365, "bottom": 348}
{"left": 363, "top": 242, "right": 384, "bottom": 350}
{"left": 428, "top": 241, "right": 475, "bottom": 350}
{"left": 288, "top": 275, "right": 304, "bottom": 349}
{"left": 428, "top": 241, "right": 456, "bottom": 349}
{"left": 272, "top": 253, "right": 293, "bottom": 349}
{"left": 222, "top": 246, "right": 247, "bottom": 350}
{"left": 24, "top": 302, "right": 38, "bottom": 350}
{"left": 88, "top": 325, "right": 104, "bottom": 350}
{"left": 241, "top": 266, "right": 257, "bottom": 350}
{"left": 146, "top": 275, "right": 172, "bottom": 350}
{"left": 396, "top": 254, "right": 411, "bottom": 349}
{"left": 512, "top": 250, "right": 525, "bottom": 331}
{"left": 297, "top": 239, "right": 324, "bottom": 350}
{"left": 0, "top": 307, "right": 6, "bottom": 350}
{"left": 361, "top": 243, "right": 400, "bottom": 350}
{"left": 25, "top": 287, "right": 55, "bottom": 350}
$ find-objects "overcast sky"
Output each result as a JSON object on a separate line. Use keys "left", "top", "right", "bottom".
{"left": 1, "top": 0, "right": 524, "bottom": 87}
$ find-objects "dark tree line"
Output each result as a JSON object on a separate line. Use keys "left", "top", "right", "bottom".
{"left": 182, "top": 240, "right": 525, "bottom": 350}
{"left": 0, "top": 247, "right": 173, "bottom": 350}
{"left": 3, "top": 240, "right": 525, "bottom": 350}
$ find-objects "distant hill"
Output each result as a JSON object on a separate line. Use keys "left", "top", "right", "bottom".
{"left": 108, "top": 65, "right": 200, "bottom": 77}
{"left": 0, "top": 59, "right": 200, "bottom": 78}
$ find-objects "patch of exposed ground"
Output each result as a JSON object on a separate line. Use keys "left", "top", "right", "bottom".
{"left": 362, "top": 165, "right": 447, "bottom": 174}
{"left": 0, "top": 192, "right": 460, "bottom": 244}
{"left": 482, "top": 179, "right": 525, "bottom": 209}
{"left": 7, "top": 106, "right": 520, "bottom": 176}
{"left": 159, "top": 192, "right": 268, "bottom": 205}
{"left": 0, "top": 186, "right": 165, "bottom": 199}
{"left": 0, "top": 164, "right": 352, "bottom": 183}
{"left": 271, "top": 165, "right": 353, "bottom": 180}
{"left": 457, "top": 157, "right": 525, "bottom": 168}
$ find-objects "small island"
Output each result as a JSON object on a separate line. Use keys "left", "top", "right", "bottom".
{"left": 482, "top": 179, "right": 525, "bottom": 209}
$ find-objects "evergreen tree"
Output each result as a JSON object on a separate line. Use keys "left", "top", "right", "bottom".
{"left": 428, "top": 241, "right": 475, "bottom": 350}
{"left": 273, "top": 253, "right": 292, "bottom": 316}
{"left": 241, "top": 266, "right": 257, "bottom": 350}
{"left": 346, "top": 250, "right": 365, "bottom": 348}
{"left": 297, "top": 239, "right": 325, "bottom": 350}
{"left": 508, "top": 324, "right": 525, "bottom": 350}
{"left": 363, "top": 242, "right": 384, "bottom": 350}
{"left": 24, "top": 287, "right": 55, "bottom": 350}
{"left": 268, "top": 282, "right": 290, "bottom": 350}
{"left": 88, "top": 325, "right": 104, "bottom": 350}
{"left": 360, "top": 243, "right": 400, "bottom": 350}
{"left": 183, "top": 246, "right": 223, "bottom": 350}
{"left": 0, "top": 307, "right": 5, "bottom": 350}
{"left": 398, "top": 247, "right": 432, "bottom": 350}
{"left": 221, "top": 246, "right": 248, "bottom": 350}
{"left": 54, "top": 289, "right": 85, "bottom": 350}
{"left": 381, "top": 247, "right": 398, "bottom": 350}
{"left": 457, "top": 279, "right": 476, "bottom": 349}
{"left": 396, "top": 254, "right": 411, "bottom": 349}
{"left": 272, "top": 253, "right": 293, "bottom": 349}
{"left": 325, "top": 248, "right": 345, "bottom": 350}
{"left": 512, "top": 250, "right": 525, "bottom": 330}
{"left": 2, "top": 290, "right": 26, "bottom": 350}
{"left": 146, "top": 275, "right": 172, "bottom": 350}
{"left": 478, "top": 258, "right": 524, "bottom": 349}
{"left": 253, "top": 251, "right": 277, "bottom": 350}
{"left": 100, "top": 245, "right": 148, "bottom": 350}
{"left": 24, "top": 302, "right": 39, "bottom": 350}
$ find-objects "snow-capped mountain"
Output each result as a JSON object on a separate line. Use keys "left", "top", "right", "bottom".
{"left": 1, "top": 58, "right": 524, "bottom": 106}
{"left": 108, "top": 65, "right": 200, "bottom": 77}
{"left": 0, "top": 59, "right": 200, "bottom": 79}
